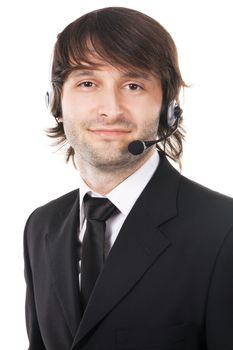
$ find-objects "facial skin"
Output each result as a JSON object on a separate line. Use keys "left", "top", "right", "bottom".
{"left": 61, "top": 58, "right": 163, "bottom": 192}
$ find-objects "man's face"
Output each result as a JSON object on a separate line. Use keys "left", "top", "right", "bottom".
{"left": 61, "top": 59, "right": 163, "bottom": 170}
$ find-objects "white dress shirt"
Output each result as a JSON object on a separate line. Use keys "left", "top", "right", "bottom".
{"left": 78, "top": 150, "right": 160, "bottom": 268}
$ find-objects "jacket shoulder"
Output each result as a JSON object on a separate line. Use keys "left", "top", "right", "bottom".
{"left": 179, "top": 175, "right": 233, "bottom": 224}
{"left": 180, "top": 174, "right": 233, "bottom": 202}
{"left": 25, "top": 189, "right": 79, "bottom": 233}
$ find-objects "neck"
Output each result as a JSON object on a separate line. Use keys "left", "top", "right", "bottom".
{"left": 77, "top": 150, "right": 154, "bottom": 195}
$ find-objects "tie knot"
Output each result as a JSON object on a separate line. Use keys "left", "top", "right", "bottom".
{"left": 84, "top": 194, "right": 118, "bottom": 222}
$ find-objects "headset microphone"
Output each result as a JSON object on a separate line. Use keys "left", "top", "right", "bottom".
{"left": 128, "top": 101, "right": 181, "bottom": 156}
{"left": 128, "top": 126, "right": 178, "bottom": 155}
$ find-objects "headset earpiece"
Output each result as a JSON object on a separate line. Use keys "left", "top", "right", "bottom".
{"left": 45, "top": 91, "right": 50, "bottom": 109}
{"left": 45, "top": 87, "right": 54, "bottom": 114}
{"left": 166, "top": 101, "right": 181, "bottom": 128}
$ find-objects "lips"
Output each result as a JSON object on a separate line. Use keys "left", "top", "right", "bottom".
{"left": 89, "top": 128, "right": 131, "bottom": 136}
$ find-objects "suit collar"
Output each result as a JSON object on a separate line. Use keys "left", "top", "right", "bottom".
{"left": 72, "top": 152, "right": 182, "bottom": 347}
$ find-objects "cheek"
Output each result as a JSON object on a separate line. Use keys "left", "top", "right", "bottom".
{"left": 61, "top": 94, "right": 91, "bottom": 121}
{"left": 131, "top": 93, "right": 162, "bottom": 113}
{"left": 130, "top": 100, "right": 161, "bottom": 126}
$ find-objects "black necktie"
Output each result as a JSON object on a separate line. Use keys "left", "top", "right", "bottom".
{"left": 81, "top": 194, "right": 118, "bottom": 309}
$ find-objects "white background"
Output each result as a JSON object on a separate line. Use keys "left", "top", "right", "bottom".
{"left": 0, "top": 0, "right": 232, "bottom": 348}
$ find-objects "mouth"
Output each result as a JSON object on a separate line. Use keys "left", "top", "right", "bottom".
{"left": 89, "top": 128, "right": 131, "bottom": 137}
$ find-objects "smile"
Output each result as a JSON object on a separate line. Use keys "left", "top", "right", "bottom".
{"left": 89, "top": 129, "right": 131, "bottom": 136}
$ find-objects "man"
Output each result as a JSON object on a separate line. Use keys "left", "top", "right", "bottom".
{"left": 24, "top": 7, "right": 233, "bottom": 350}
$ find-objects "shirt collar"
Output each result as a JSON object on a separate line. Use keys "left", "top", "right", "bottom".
{"left": 79, "top": 150, "right": 159, "bottom": 225}
{"left": 108, "top": 150, "right": 159, "bottom": 215}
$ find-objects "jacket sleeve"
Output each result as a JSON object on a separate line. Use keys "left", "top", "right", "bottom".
{"left": 206, "top": 226, "right": 233, "bottom": 349}
{"left": 24, "top": 215, "right": 46, "bottom": 350}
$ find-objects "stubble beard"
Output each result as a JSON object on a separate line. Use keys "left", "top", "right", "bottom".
{"left": 63, "top": 118, "right": 159, "bottom": 172}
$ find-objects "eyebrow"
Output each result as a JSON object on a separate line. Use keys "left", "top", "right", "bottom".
{"left": 70, "top": 70, "right": 97, "bottom": 77}
{"left": 69, "top": 69, "right": 152, "bottom": 81}
{"left": 121, "top": 71, "right": 152, "bottom": 80}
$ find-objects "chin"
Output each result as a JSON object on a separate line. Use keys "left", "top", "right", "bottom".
{"left": 89, "top": 150, "right": 134, "bottom": 168}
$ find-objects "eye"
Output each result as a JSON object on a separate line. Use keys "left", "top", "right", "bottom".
{"left": 78, "top": 81, "right": 95, "bottom": 88}
{"left": 127, "top": 83, "right": 143, "bottom": 91}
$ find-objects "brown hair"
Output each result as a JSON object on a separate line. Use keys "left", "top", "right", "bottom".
{"left": 47, "top": 6, "right": 186, "bottom": 166}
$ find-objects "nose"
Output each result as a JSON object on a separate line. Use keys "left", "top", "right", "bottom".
{"left": 98, "top": 87, "right": 123, "bottom": 119}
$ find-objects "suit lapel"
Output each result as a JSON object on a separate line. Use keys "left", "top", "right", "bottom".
{"left": 72, "top": 153, "right": 182, "bottom": 346}
{"left": 45, "top": 191, "right": 82, "bottom": 338}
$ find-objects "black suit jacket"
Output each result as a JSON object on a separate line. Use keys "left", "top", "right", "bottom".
{"left": 24, "top": 153, "right": 233, "bottom": 350}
